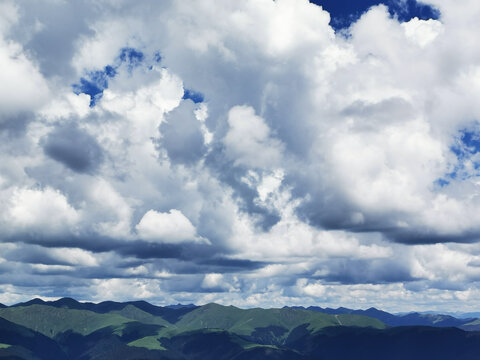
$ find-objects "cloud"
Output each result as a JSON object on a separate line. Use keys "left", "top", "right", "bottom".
{"left": 0, "top": 4, "right": 49, "bottom": 117}
{"left": 4, "top": 187, "right": 79, "bottom": 236}
{"left": 136, "top": 209, "right": 204, "bottom": 244}
{"left": 158, "top": 99, "right": 206, "bottom": 165}
{"left": 4, "top": 244, "right": 98, "bottom": 267}
{"left": 297, "top": 279, "right": 326, "bottom": 298}
{"left": 85, "top": 179, "right": 133, "bottom": 239}
{"left": 201, "top": 273, "right": 223, "bottom": 289}
{"left": 223, "top": 105, "right": 285, "bottom": 169}
{"left": 42, "top": 122, "right": 104, "bottom": 174}
{"left": 90, "top": 278, "right": 162, "bottom": 301}
{"left": 402, "top": 17, "right": 443, "bottom": 47}
{"left": 0, "top": 111, "right": 33, "bottom": 135}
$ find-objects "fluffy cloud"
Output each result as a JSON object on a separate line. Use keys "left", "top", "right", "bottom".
{"left": 5, "top": 187, "right": 79, "bottom": 236}
{"left": 223, "top": 106, "right": 285, "bottom": 169}
{"left": 42, "top": 122, "right": 104, "bottom": 174}
{"left": 90, "top": 278, "right": 162, "bottom": 301}
{"left": 0, "top": 2, "right": 49, "bottom": 117}
{"left": 201, "top": 273, "right": 236, "bottom": 292}
{"left": 136, "top": 209, "right": 202, "bottom": 244}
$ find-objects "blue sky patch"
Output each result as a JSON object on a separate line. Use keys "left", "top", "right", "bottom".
{"left": 183, "top": 89, "right": 205, "bottom": 103}
{"left": 72, "top": 65, "right": 116, "bottom": 107}
{"left": 389, "top": 0, "right": 440, "bottom": 22}
{"left": 455, "top": 130, "right": 480, "bottom": 155}
{"left": 434, "top": 178, "right": 450, "bottom": 188}
{"left": 311, "top": 0, "right": 440, "bottom": 30}
{"left": 436, "top": 128, "right": 480, "bottom": 185}
{"left": 104, "top": 65, "right": 116, "bottom": 77}
{"left": 450, "top": 129, "right": 480, "bottom": 169}
{"left": 154, "top": 51, "right": 162, "bottom": 63}
{"left": 118, "top": 47, "right": 144, "bottom": 70}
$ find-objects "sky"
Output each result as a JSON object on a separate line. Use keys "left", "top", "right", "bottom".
{"left": 1, "top": 0, "right": 480, "bottom": 313}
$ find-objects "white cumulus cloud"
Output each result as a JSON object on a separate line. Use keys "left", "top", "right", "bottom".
{"left": 136, "top": 209, "right": 204, "bottom": 244}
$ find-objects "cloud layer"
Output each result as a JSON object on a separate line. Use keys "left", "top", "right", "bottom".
{"left": 1, "top": 0, "right": 480, "bottom": 312}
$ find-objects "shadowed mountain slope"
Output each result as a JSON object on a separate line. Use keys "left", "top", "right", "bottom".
{"left": 0, "top": 317, "right": 67, "bottom": 360}
{"left": 286, "top": 325, "right": 480, "bottom": 360}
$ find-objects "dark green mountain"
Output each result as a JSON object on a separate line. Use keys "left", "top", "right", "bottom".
{"left": 1, "top": 298, "right": 480, "bottom": 359}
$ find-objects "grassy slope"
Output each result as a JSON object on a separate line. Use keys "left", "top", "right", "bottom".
{"left": 464, "top": 318, "right": 480, "bottom": 326}
{"left": 461, "top": 318, "right": 480, "bottom": 331}
{"left": 0, "top": 304, "right": 133, "bottom": 338}
{"left": 175, "top": 303, "right": 385, "bottom": 337}
{"left": 127, "top": 335, "right": 166, "bottom": 350}
{"left": 243, "top": 343, "right": 279, "bottom": 350}
{"left": 110, "top": 304, "right": 171, "bottom": 327}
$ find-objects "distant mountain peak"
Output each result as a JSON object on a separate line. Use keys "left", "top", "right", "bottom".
{"left": 52, "top": 297, "right": 81, "bottom": 306}
{"left": 13, "top": 298, "right": 46, "bottom": 307}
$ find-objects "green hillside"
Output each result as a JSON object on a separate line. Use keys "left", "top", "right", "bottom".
{"left": 0, "top": 304, "right": 133, "bottom": 338}
{"left": 127, "top": 335, "right": 167, "bottom": 350}
{"left": 109, "top": 304, "right": 171, "bottom": 327}
{"left": 177, "top": 303, "right": 385, "bottom": 332}
{"left": 461, "top": 318, "right": 480, "bottom": 331}
{"left": 174, "top": 303, "right": 385, "bottom": 344}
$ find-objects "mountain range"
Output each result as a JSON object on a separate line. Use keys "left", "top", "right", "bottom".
{"left": 285, "top": 305, "right": 480, "bottom": 330}
{"left": 0, "top": 298, "right": 479, "bottom": 359}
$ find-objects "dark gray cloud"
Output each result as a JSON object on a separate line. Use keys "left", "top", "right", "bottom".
{"left": 2, "top": 233, "right": 122, "bottom": 253}
{"left": 4, "top": 245, "right": 70, "bottom": 266}
{"left": 42, "top": 122, "right": 104, "bottom": 174}
{"left": 118, "top": 241, "right": 185, "bottom": 260}
{"left": 387, "top": 230, "right": 480, "bottom": 245}
{"left": 198, "top": 257, "right": 266, "bottom": 271}
{"left": 158, "top": 100, "right": 206, "bottom": 165}
{"left": 0, "top": 112, "right": 33, "bottom": 136}
{"left": 341, "top": 97, "right": 415, "bottom": 126}
{"left": 316, "top": 259, "right": 416, "bottom": 285}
